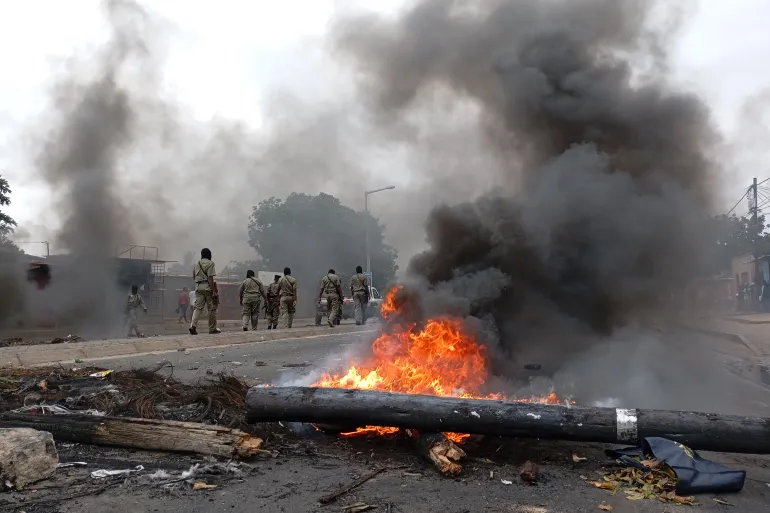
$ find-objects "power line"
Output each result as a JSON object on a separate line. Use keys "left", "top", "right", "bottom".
{"left": 726, "top": 187, "right": 751, "bottom": 216}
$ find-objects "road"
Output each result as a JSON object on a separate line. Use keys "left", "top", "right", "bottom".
{"left": 94, "top": 329, "right": 377, "bottom": 385}
{"left": 10, "top": 328, "right": 770, "bottom": 512}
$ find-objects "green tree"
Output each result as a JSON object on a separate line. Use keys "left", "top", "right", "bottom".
{"left": 167, "top": 250, "right": 195, "bottom": 274}
{"left": 248, "top": 193, "right": 398, "bottom": 311}
{"left": 707, "top": 213, "right": 770, "bottom": 273}
{"left": 219, "top": 259, "right": 264, "bottom": 281}
{"left": 0, "top": 176, "right": 22, "bottom": 261}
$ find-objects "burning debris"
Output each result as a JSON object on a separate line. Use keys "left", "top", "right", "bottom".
{"left": 313, "top": 286, "right": 573, "bottom": 444}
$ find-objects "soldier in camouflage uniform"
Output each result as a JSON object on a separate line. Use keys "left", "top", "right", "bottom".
{"left": 239, "top": 270, "right": 266, "bottom": 331}
{"left": 279, "top": 267, "right": 298, "bottom": 328}
{"left": 266, "top": 275, "right": 281, "bottom": 329}
{"left": 319, "top": 269, "right": 343, "bottom": 328}
{"left": 125, "top": 285, "right": 148, "bottom": 338}
{"left": 189, "top": 247, "right": 221, "bottom": 335}
{"left": 349, "top": 266, "right": 370, "bottom": 325}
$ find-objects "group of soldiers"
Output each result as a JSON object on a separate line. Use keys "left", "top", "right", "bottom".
{"left": 123, "top": 247, "right": 371, "bottom": 337}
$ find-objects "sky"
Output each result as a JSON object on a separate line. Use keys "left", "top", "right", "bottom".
{"left": 1, "top": 0, "right": 769, "bottom": 262}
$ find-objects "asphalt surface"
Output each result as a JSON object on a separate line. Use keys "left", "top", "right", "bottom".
{"left": 94, "top": 327, "right": 377, "bottom": 385}
{"left": 7, "top": 327, "right": 770, "bottom": 512}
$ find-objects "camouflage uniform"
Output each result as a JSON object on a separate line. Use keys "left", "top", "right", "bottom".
{"left": 125, "top": 292, "right": 148, "bottom": 337}
{"left": 321, "top": 272, "right": 342, "bottom": 327}
{"left": 349, "top": 272, "right": 370, "bottom": 325}
{"left": 279, "top": 275, "right": 298, "bottom": 328}
{"left": 191, "top": 258, "right": 217, "bottom": 332}
{"left": 266, "top": 279, "right": 281, "bottom": 329}
{"left": 239, "top": 276, "right": 265, "bottom": 331}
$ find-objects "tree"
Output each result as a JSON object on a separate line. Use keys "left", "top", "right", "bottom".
{"left": 219, "top": 259, "right": 264, "bottom": 281}
{"left": 0, "top": 176, "right": 22, "bottom": 261}
{"left": 248, "top": 193, "right": 398, "bottom": 312}
{"left": 167, "top": 250, "right": 195, "bottom": 274}
{"left": 707, "top": 213, "right": 770, "bottom": 273}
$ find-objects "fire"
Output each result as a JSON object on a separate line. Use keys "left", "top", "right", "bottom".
{"left": 313, "top": 286, "right": 572, "bottom": 442}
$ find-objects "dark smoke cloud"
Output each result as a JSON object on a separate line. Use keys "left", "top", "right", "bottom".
{"left": 329, "top": 0, "right": 723, "bottom": 390}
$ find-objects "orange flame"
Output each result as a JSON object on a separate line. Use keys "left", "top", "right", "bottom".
{"left": 314, "top": 286, "right": 570, "bottom": 442}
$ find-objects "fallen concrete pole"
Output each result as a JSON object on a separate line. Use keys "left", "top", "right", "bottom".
{"left": 0, "top": 414, "right": 263, "bottom": 459}
{"left": 245, "top": 386, "right": 770, "bottom": 454}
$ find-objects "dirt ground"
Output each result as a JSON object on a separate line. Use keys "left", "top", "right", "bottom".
{"left": 4, "top": 426, "right": 770, "bottom": 513}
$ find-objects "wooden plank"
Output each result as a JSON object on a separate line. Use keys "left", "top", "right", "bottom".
{"left": 0, "top": 414, "right": 262, "bottom": 458}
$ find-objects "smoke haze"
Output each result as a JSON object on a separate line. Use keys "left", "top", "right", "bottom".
{"left": 326, "top": 0, "right": 730, "bottom": 403}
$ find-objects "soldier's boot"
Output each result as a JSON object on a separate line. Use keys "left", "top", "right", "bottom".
{"left": 209, "top": 328, "right": 222, "bottom": 335}
{"left": 243, "top": 327, "right": 248, "bottom": 331}
{"left": 189, "top": 326, "right": 198, "bottom": 335}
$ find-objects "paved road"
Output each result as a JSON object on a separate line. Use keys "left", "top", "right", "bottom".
{"left": 95, "top": 329, "right": 377, "bottom": 385}
{"left": 47, "top": 327, "right": 770, "bottom": 513}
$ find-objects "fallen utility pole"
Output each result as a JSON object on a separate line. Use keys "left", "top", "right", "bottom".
{"left": 0, "top": 414, "right": 263, "bottom": 459}
{"left": 245, "top": 386, "right": 770, "bottom": 454}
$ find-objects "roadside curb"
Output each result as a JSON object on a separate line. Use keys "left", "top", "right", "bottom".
{"left": 0, "top": 325, "right": 376, "bottom": 368}
{"left": 723, "top": 316, "right": 770, "bottom": 325}
{"left": 682, "top": 325, "right": 762, "bottom": 357}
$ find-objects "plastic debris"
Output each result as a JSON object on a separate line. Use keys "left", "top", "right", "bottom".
{"left": 91, "top": 465, "right": 144, "bottom": 479}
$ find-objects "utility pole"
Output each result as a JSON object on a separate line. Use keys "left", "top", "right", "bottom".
{"left": 752, "top": 177, "right": 761, "bottom": 292}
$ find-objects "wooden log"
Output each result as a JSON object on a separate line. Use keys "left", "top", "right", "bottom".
{"left": 0, "top": 413, "right": 263, "bottom": 459}
{"left": 406, "top": 430, "right": 465, "bottom": 476}
{"left": 245, "top": 386, "right": 770, "bottom": 454}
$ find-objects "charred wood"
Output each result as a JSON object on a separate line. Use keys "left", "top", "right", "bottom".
{"left": 0, "top": 413, "right": 262, "bottom": 458}
{"left": 245, "top": 386, "right": 770, "bottom": 454}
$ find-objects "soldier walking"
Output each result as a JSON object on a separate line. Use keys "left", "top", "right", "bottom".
{"left": 319, "top": 269, "right": 343, "bottom": 328}
{"left": 189, "top": 248, "right": 221, "bottom": 335}
{"left": 266, "top": 274, "right": 281, "bottom": 329}
{"left": 279, "top": 267, "right": 298, "bottom": 328}
{"left": 349, "top": 266, "right": 370, "bottom": 325}
{"left": 125, "top": 285, "right": 148, "bottom": 338}
{"left": 239, "top": 270, "right": 266, "bottom": 331}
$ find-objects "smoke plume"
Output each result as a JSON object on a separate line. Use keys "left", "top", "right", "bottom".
{"left": 329, "top": 0, "right": 720, "bottom": 373}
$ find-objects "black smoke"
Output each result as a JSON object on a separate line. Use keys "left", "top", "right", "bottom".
{"left": 331, "top": 0, "right": 720, "bottom": 371}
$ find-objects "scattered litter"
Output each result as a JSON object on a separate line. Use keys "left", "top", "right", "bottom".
{"left": 88, "top": 370, "right": 113, "bottom": 379}
{"left": 91, "top": 465, "right": 144, "bottom": 479}
{"left": 403, "top": 472, "right": 422, "bottom": 477}
{"left": 470, "top": 411, "right": 480, "bottom": 418}
{"left": 206, "top": 369, "right": 214, "bottom": 375}
{"left": 11, "top": 405, "right": 105, "bottom": 416}
{"left": 712, "top": 498, "right": 732, "bottom": 506}
{"left": 489, "top": 471, "right": 494, "bottom": 478}
{"left": 192, "top": 481, "right": 217, "bottom": 490}
{"left": 603, "top": 437, "right": 745, "bottom": 497}
{"left": 573, "top": 454, "right": 588, "bottom": 463}
{"left": 254, "top": 361, "right": 267, "bottom": 366}
{"left": 598, "top": 505, "right": 613, "bottom": 511}
{"left": 282, "top": 362, "right": 311, "bottom": 368}
{"left": 501, "top": 479, "right": 513, "bottom": 485}
{"left": 342, "top": 504, "right": 376, "bottom": 513}
{"left": 231, "top": 362, "right": 243, "bottom": 367}
{"left": 57, "top": 462, "right": 87, "bottom": 468}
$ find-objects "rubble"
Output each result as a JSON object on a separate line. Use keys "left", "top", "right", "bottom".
{"left": 0, "top": 428, "right": 59, "bottom": 490}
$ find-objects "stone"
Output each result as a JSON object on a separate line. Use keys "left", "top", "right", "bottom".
{"left": 0, "top": 428, "right": 59, "bottom": 490}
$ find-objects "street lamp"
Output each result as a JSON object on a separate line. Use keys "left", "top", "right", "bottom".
{"left": 364, "top": 186, "right": 396, "bottom": 278}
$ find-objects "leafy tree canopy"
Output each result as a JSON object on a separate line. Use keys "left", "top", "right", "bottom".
{"left": 167, "top": 250, "right": 195, "bottom": 274}
{"left": 248, "top": 193, "right": 398, "bottom": 305}
{"left": 707, "top": 213, "right": 770, "bottom": 273}
{"left": 0, "top": 176, "right": 22, "bottom": 262}
{"left": 220, "top": 259, "right": 265, "bottom": 281}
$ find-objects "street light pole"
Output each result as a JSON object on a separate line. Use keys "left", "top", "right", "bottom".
{"left": 364, "top": 186, "right": 396, "bottom": 276}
